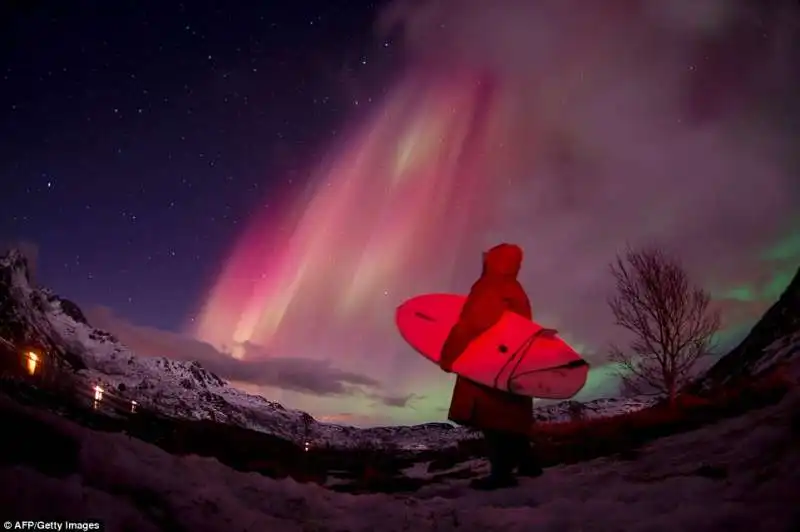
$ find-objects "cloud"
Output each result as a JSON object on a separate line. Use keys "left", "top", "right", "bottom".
{"left": 315, "top": 412, "right": 357, "bottom": 423}
{"left": 378, "top": 0, "right": 800, "bottom": 353}
{"left": 49, "top": 1, "right": 799, "bottom": 427}
{"left": 372, "top": 392, "right": 424, "bottom": 408}
{"left": 84, "top": 306, "right": 382, "bottom": 397}
{"left": 714, "top": 298, "right": 772, "bottom": 331}
{"left": 314, "top": 411, "right": 399, "bottom": 427}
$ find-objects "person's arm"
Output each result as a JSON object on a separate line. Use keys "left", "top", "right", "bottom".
{"left": 505, "top": 282, "right": 532, "bottom": 320}
{"left": 440, "top": 283, "right": 505, "bottom": 372}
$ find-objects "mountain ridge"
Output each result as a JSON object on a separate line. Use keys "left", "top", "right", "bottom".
{"left": 695, "top": 266, "right": 800, "bottom": 389}
{"left": 0, "top": 249, "right": 483, "bottom": 449}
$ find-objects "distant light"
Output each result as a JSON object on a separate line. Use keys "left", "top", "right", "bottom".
{"left": 93, "top": 385, "right": 104, "bottom": 402}
{"left": 25, "top": 351, "right": 39, "bottom": 375}
{"left": 130, "top": 400, "right": 138, "bottom": 413}
{"left": 304, "top": 441, "right": 310, "bottom": 452}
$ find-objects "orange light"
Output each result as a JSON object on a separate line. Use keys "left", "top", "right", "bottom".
{"left": 93, "top": 385, "right": 104, "bottom": 401}
{"left": 25, "top": 351, "right": 39, "bottom": 375}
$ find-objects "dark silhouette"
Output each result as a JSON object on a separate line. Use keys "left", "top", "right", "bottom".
{"left": 608, "top": 247, "right": 721, "bottom": 405}
{"left": 440, "top": 243, "right": 543, "bottom": 490}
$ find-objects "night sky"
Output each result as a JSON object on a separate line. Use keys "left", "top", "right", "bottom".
{"left": 2, "top": 1, "right": 799, "bottom": 427}
{"left": 2, "top": 0, "right": 393, "bottom": 330}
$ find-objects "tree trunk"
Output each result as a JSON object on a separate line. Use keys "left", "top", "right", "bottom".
{"left": 667, "top": 379, "right": 677, "bottom": 408}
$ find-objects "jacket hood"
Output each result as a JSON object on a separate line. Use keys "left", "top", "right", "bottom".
{"left": 482, "top": 243, "right": 523, "bottom": 279}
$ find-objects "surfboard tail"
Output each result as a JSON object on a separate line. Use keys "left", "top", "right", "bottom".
{"left": 508, "top": 360, "right": 590, "bottom": 399}
{"left": 519, "top": 359, "right": 589, "bottom": 373}
{"left": 495, "top": 330, "right": 590, "bottom": 400}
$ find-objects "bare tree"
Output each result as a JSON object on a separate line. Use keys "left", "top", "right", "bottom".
{"left": 608, "top": 247, "right": 720, "bottom": 405}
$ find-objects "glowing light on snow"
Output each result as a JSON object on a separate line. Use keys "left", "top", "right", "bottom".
{"left": 25, "top": 351, "right": 39, "bottom": 376}
{"left": 92, "top": 385, "right": 105, "bottom": 410}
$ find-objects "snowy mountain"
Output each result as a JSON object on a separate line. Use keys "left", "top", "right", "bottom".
{"left": 0, "top": 249, "right": 665, "bottom": 448}
{"left": 696, "top": 266, "right": 800, "bottom": 389}
{"left": 0, "top": 250, "right": 87, "bottom": 372}
{"left": 531, "top": 396, "right": 660, "bottom": 423}
{"left": 0, "top": 249, "right": 485, "bottom": 448}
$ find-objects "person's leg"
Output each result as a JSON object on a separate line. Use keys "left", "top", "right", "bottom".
{"left": 493, "top": 431, "right": 518, "bottom": 478}
{"left": 516, "top": 434, "right": 544, "bottom": 477}
{"left": 471, "top": 429, "right": 518, "bottom": 490}
{"left": 482, "top": 429, "right": 504, "bottom": 475}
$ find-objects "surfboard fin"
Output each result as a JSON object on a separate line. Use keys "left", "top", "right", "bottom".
{"left": 414, "top": 311, "right": 436, "bottom": 322}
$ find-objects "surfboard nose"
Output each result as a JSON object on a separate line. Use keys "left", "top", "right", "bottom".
{"left": 395, "top": 299, "right": 420, "bottom": 331}
{"left": 396, "top": 295, "right": 429, "bottom": 322}
{"left": 395, "top": 299, "right": 413, "bottom": 322}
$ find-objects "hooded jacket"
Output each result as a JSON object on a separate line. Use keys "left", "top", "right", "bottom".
{"left": 442, "top": 243, "right": 534, "bottom": 435}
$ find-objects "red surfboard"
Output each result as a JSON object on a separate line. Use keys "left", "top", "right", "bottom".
{"left": 396, "top": 293, "right": 589, "bottom": 399}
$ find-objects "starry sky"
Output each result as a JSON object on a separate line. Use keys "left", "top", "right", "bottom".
{"left": 2, "top": 0, "right": 799, "bottom": 427}
{"left": 2, "top": 0, "right": 394, "bottom": 328}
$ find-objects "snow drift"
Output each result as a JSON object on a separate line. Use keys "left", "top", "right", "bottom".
{"left": 1, "top": 361, "right": 798, "bottom": 531}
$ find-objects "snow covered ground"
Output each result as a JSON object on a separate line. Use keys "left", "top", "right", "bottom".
{"left": 2, "top": 366, "right": 798, "bottom": 531}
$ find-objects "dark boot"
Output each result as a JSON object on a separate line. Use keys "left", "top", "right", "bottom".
{"left": 516, "top": 439, "right": 544, "bottom": 478}
{"left": 511, "top": 434, "right": 543, "bottom": 478}
{"left": 517, "top": 459, "right": 544, "bottom": 478}
{"left": 473, "top": 429, "right": 518, "bottom": 490}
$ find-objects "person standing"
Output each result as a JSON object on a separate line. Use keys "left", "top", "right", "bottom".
{"left": 440, "top": 243, "right": 543, "bottom": 490}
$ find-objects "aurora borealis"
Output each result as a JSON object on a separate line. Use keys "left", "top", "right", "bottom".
{"left": 190, "top": 0, "right": 800, "bottom": 425}
{"left": 192, "top": 71, "right": 502, "bottom": 361}
{"left": 5, "top": 1, "right": 799, "bottom": 427}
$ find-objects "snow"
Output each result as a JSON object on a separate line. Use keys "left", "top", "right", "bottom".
{"left": 754, "top": 331, "right": 800, "bottom": 375}
{"left": 531, "top": 396, "right": 659, "bottom": 423}
{"left": 400, "top": 458, "right": 489, "bottom": 482}
{"left": 2, "top": 368, "right": 798, "bottom": 531}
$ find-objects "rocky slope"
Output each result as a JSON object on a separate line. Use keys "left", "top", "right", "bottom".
{"left": 696, "top": 266, "right": 800, "bottom": 389}
{"left": 531, "top": 396, "right": 660, "bottom": 423}
{"left": 0, "top": 250, "right": 87, "bottom": 372}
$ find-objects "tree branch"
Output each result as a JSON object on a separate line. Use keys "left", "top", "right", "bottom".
{"left": 606, "top": 247, "right": 720, "bottom": 402}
